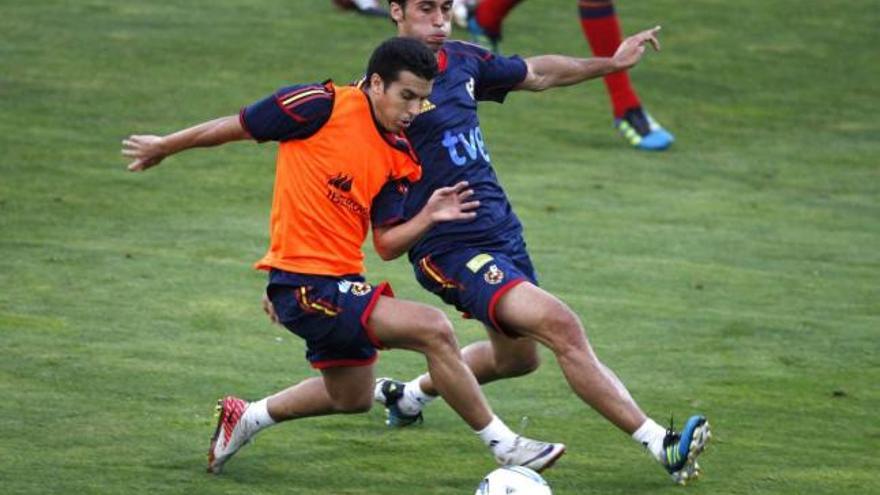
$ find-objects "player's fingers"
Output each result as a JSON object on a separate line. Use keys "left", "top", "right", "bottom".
{"left": 450, "top": 181, "right": 470, "bottom": 193}
{"left": 648, "top": 26, "right": 661, "bottom": 50}
{"left": 127, "top": 160, "right": 144, "bottom": 172}
{"left": 263, "top": 302, "right": 279, "bottom": 324}
{"left": 458, "top": 189, "right": 475, "bottom": 200}
{"left": 435, "top": 181, "right": 470, "bottom": 197}
{"left": 121, "top": 148, "right": 140, "bottom": 158}
{"left": 461, "top": 200, "right": 480, "bottom": 211}
{"left": 432, "top": 187, "right": 452, "bottom": 198}
{"left": 635, "top": 27, "right": 657, "bottom": 40}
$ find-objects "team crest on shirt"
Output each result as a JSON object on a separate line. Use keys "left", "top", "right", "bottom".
{"left": 484, "top": 264, "right": 504, "bottom": 285}
{"left": 350, "top": 282, "right": 373, "bottom": 296}
{"left": 465, "top": 78, "right": 475, "bottom": 100}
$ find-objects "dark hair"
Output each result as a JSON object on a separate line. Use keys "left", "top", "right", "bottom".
{"left": 366, "top": 37, "right": 437, "bottom": 87}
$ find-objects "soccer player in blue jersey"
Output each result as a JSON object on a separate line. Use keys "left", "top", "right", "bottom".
{"left": 365, "top": 0, "right": 711, "bottom": 485}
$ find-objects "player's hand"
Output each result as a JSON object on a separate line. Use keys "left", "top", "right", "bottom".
{"left": 425, "top": 181, "right": 480, "bottom": 223}
{"left": 122, "top": 134, "right": 168, "bottom": 171}
{"left": 612, "top": 26, "right": 662, "bottom": 70}
{"left": 261, "top": 293, "right": 279, "bottom": 325}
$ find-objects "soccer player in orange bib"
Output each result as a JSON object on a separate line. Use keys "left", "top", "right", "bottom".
{"left": 121, "top": 37, "right": 564, "bottom": 475}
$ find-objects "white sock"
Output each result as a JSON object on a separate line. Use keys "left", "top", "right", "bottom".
{"left": 398, "top": 375, "right": 437, "bottom": 416}
{"left": 632, "top": 418, "right": 667, "bottom": 462}
{"left": 476, "top": 415, "right": 517, "bottom": 454}
{"left": 243, "top": 398, "right": 277, "bottom": 434}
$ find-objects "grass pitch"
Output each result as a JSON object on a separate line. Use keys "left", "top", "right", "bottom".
{"left": 1, "top": 1, "right": 878, "bottom": 494}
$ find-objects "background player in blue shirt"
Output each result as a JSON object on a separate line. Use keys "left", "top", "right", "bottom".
{"left": 365, "top": 0, "right": 711, "bottom": 486}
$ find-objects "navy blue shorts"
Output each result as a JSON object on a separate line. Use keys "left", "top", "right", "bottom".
{"left": 412, "top": 237, "right": 538, "bottom": 337}
{"left": 267, "top": 270, "right": 393, "bottom": 369}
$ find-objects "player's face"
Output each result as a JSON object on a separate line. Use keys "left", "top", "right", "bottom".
{"left": 391, "top": 0, "right": 453, "bottom": 52}
{"left": 369, "top": 70, "right": 433, "bottom": 133}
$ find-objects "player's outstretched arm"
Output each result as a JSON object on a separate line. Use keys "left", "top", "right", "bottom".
{"left": 372, "top": 181, "right": 479, "bottom": 261}
{"left": 516, "top": 26, "right": 662, "bottom": 92}
{"left": 122, "top": 115, "right": 251, "bottom": 171}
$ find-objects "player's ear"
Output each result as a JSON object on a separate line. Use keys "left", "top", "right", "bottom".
{"left": 389, "top": 1, "right": 404, "bottom": 23}
{"left": 369, "top": 73, "right": 386, "bottom": 95}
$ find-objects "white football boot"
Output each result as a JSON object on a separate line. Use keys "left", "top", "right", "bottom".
{"left": 207, "top": 396, "right": 257, "bottom": 474}
{"left": 494, "top": 436, "right": 566, "bottom": 473}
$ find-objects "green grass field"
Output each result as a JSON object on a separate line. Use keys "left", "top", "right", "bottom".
{"left": 2, "top": 1, "right": 878, "bottom": 493}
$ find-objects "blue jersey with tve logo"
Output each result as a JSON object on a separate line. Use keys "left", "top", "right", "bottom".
{"left": 372, "top": 41, "right": 528, "bottom": 262}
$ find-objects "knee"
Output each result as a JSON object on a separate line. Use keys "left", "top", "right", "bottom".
{"left": 540, "top": 307, "right": 589, "bottom": 355}
{"left": 418, "top": 310, "right": 460, "bottom": 355}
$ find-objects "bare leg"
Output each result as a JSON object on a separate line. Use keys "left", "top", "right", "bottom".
{"left": 245, "top": 294, "right": 563, "bottom": 472}
{"left": 417, "top": 325, "right": 540, "bottom": 396}
{"left": 404, "top": 281, "right": 643, "bottom": 433}
{"left": 207, "top": 364, "right": 374, "bottom": 473}
{"left": 369, "top": 296, "right": 493, "bottom": 430}
{"left": 495, "top": 282, "right": 646, "bottom": 434}
{"left": 267, "top": 366, "right": 374, "bottom": 421}
{"left": 258, "top": 296, "right": 495, "bottom": 430}
{"left": 369, "top": 298, "right": 567, "bottom": 470}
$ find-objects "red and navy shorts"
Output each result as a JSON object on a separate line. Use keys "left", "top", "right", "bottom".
{"left": 267, "top": 269, "right": 392, "bottom": 369}
{"left": 412, "top": 238, "right": 538, "bottom": 337}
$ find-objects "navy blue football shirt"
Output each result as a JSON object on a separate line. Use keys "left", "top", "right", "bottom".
{"left": 372, "top": 41, "right": 528, "bottom": 262}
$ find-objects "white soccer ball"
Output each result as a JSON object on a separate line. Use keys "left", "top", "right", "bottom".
{"left": 475, "top": 466, "right": 552, "bottom": 495}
